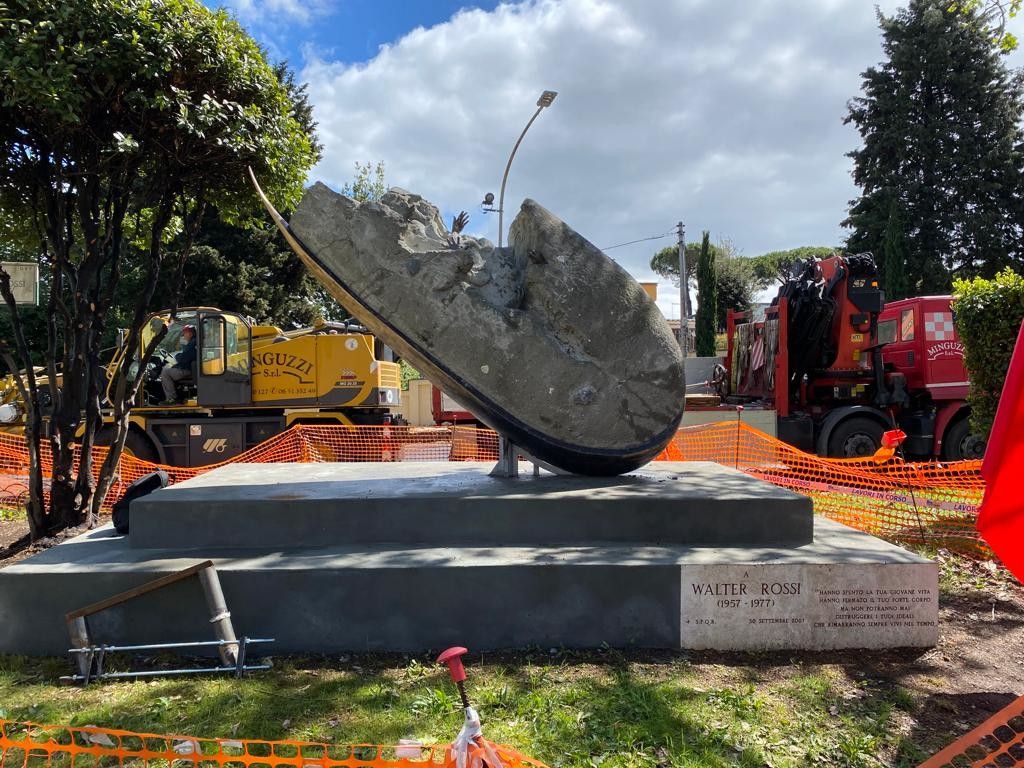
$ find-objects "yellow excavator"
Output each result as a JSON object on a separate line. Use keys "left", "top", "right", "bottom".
{"left": 0, "top": 307, "right": 402, "bottom": 466}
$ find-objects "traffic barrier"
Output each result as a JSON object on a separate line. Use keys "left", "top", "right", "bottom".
{"left": 0, "top": 421, "right": 987, "bottom": 556}
{"left": 917, "top": 694, "right": 1024, "bottom": 767}
{"left": 0, "top": 719, "right": 546, "bottom": 768}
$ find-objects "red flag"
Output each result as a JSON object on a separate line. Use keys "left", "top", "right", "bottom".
{"left": 977, "top": 319, "right": 1024, "bottom": 580}
{"left": 750, "top": 335, "right": 765, "bottom": 371}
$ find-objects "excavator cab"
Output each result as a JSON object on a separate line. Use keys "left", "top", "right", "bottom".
{"left": 107, "top": 308, "right": 253, "bottom": 408}
{"left": 195, "top": 311, "right": 252, "bottom": 406}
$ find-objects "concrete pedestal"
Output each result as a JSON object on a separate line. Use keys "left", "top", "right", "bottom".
{"left": 0, "top": 462, "right": 937, "bottom": 654}
{"left": 128, "top": 462, "right": 813, "bottom": 550}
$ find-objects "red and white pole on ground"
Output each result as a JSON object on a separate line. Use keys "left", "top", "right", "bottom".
{"left": 437, "top": 646, "right": 472, "bottom": 709}
{"left": 437, "top": 646, "right": 505, "bottom": 768}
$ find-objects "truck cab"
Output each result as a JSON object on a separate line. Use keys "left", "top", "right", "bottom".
{"left": 877, "top": 297, "right": 979, "bottom": 459}
{"left": 878, "top": 297, "right": 968, "bottom": 401}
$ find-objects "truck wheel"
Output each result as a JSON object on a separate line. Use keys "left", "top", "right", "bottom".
{"left": 942, "top": 418, "right": 986, "bottom": 461}
{"left": 826, "top": 417, "right": 884, "bottom": 458}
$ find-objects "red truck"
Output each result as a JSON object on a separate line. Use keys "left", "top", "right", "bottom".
{"left": 431, "top": 385, "right": 480, "bottom": 425}
{"left": 722, "top": 254, "right": 984, "bottom": 460}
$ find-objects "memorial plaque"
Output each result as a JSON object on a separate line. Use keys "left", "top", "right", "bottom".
{"left": 0, "top": 262, "right": 39, "bottom": 305}
{"left": 680, "top": 562, "right": 938, "bottom": 650}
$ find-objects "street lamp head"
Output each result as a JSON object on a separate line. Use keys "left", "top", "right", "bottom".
{"left": 537, "top": 90, "right": 558, "bottom": 108}
{"left": 482, "top": 192, "right": 495, "bottom": 206}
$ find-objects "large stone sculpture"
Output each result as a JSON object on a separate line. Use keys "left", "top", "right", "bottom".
{"left": 254, "top": 178, "right": 684, "bottom": 475}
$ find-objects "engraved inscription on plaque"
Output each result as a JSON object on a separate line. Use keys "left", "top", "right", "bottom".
{"left": 680, "top": 563, "right": 938, "bottom": 650}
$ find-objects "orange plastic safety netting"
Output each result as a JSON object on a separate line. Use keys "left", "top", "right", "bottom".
{"left": 917, "top": 695, "right": 1024, "bottom": 767}
{"left": 0, "top": 720, "right": 546, "bottom": 768}
{"left": 0, "top": 421, "right": 987, "bottom": 555}
{"left": 657, "top": 421, "right": 986, "bottom": 555}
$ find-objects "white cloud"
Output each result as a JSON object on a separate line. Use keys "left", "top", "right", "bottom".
{"left": 299, "top": 0, "right": 1024, "bottom": 318}
{"left": 223, "top": 0, "right": 330, "bottom": 24}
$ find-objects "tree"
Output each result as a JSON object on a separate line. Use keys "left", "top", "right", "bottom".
{"left": 695, "top": 232, "right": 717, "bottom": 356}
{"left": 651, "top": 239, "right": 728, "bottom": 317}
{"left": 0, "top": 0, "right": 317, "bottom": 536}
{"left": 113, "top": 208, "right": 337, "bottom": 329}
{"left": 342, "top": 161, "right": 387, "bottom": 202}
{"left": 881, "top": 200, "right": 910, "bottom": 300}
{"left": 714, "top": 255, "right": 754, "bottom": 330}
{"left": 113, "top": 160, "right": 387, "bottom": 334}
{"left": 144, "top": 161, "right": 378, "bottom": 328}
{"left": 651, "top": 243, "right": 695, "bottom": 316}
{"left": 651, "top": 238, "right": 753, "bottom": 328}
{"left": 748, "top": 247, "right": 837, "bottom": 290}
{"left": 844, "top": 1, "right": 1024, "bottom": 294}
{"left": 951, "top": 0, "right": 1022, "bottom": 51}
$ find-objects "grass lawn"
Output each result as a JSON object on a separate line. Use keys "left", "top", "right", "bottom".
{"left": 0, "top": 650, "right": 927, "bottom": 768}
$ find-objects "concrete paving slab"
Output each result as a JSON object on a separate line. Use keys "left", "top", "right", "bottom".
{"left": 129, "top": 461, "right": 813, "bottom": 550}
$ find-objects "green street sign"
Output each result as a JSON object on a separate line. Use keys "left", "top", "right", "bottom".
{"left": 0, "top": 262, "right": 39, "bottom": 306}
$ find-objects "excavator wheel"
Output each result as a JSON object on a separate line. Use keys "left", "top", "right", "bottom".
{"left": 95, "top": 427, "right": 159, "bottom": 464}
{"left": 826, "top": 416, "right": 884, "bottom": 458}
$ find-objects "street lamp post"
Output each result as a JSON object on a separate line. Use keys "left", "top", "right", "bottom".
{"left": 484, "top": 90, "right": 557, "bottom": 249}
{"left": 481, "top": 90, "right": 557, "bottom": 478}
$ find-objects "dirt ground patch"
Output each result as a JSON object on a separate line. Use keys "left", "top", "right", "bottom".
{"left": 0, "top": 518, "right": 30, "bottom": 561}
{"left": 0, "top": 518, "right": 28, "bottom": 547}
{"left": 0, "top": 515, "right": 98, "bottom": 566}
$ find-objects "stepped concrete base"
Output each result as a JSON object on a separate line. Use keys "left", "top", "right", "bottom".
{"left": 128, "top": 462, "right": 813, "bottom": 550}
{"left": 0, "top": 518, "right": 937, "bottom": 655}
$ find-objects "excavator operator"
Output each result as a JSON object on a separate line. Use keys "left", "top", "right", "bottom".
{"left": 159, "top": 324, "right": 196, "bottom": 405}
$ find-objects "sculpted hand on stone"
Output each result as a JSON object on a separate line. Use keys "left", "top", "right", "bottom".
{"left": 252, "top": 174, "right": 685, "bottom": 475}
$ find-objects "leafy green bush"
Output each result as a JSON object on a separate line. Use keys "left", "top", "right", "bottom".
{"left": 951, "top": 268, "right": 1024, "bottom": 434}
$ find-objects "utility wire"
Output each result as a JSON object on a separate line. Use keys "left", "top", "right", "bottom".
{"left": 601, "top": 229, "right": 675, "bottom": 251}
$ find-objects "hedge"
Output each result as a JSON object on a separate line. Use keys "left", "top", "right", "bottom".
{"left": 951, "top": 268, "right": 1024, "bottom": 435}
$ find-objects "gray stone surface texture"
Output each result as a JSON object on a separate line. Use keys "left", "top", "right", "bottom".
{"left": 680, "top": 562, "right": 937, "bottom": 650}
{"left": 128, "top": 462, "right": 813, "bottom": 550}
{"left": 285, "top": 185, "right": 685, "bottom": 474}
{"left": 0, "top": 514, "right": 935, "bottom": 655}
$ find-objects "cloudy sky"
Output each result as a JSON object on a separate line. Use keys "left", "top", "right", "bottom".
{"left": 212, "top": 0, "right": 1024, "bottom": 317}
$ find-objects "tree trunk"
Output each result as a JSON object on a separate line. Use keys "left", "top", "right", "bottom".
{"left": 0, "top": 270, "right": 48, "bottom": 538}
{"left": 0, "top": 351, "right": 45, "bottom": 538}
{"left": 90, "top": 192, "right": 184, "bottom": 518}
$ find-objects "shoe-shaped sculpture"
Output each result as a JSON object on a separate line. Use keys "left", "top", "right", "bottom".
{"left": 252, "top": 174, "right": 684, "bottom": 475}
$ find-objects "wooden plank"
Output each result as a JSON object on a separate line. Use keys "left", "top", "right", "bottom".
{"left": 66, "top": 560, "right": 214, "bottom": 621}
{"left": 685, "top": 394, "right": 721, "bottom": 408}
